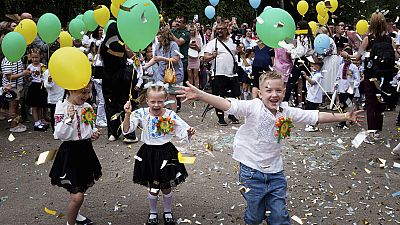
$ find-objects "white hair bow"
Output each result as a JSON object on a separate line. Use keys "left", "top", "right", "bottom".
{"left": 143, "top": 81, "right": 169, "bottom": 89}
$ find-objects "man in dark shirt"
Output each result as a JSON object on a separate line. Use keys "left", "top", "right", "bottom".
{"left": 334, "top": 23, "right": 349, "bottom": 52}
{"left": 172, "top": 16, "right": 190, "bottom": 83}
{"left": 251, "top": 41, "right": 274, "bottom": 98}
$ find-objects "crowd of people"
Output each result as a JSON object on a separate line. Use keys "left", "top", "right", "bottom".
{"left": 0, "top": 9, "right": 399, "bottom": 225}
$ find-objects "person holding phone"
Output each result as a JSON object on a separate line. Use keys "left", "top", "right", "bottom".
{"left": 187, "top": 24, "right": 202, "bottom": 88}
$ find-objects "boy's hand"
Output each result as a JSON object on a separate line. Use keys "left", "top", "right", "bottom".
{"left": 187, "top": 127, "right": 196, "bottom": 137}
{"left": 176, "top": 82, "right": 202, "bottom": 103}
{"left": 346, "top": 110, "right": 364, "bottom": 126}
{"left": 124, "top": 101, "right": 132, "bottom": 113}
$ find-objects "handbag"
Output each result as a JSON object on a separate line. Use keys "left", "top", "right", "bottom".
{"left": 218, "top": 39, "right": 239, "bottom": 74}
{"left": 164, "top": 59, "right": 176, "bottom": 84}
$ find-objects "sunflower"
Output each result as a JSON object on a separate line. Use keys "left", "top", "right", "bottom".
{"left": 275, "top": 117, "right": 293, "bottom": 143}
{"left": 154, "top": 116, "right": 175, "bottom": 135}
{"left": 82, "top": 107, "right": 96, "bottom": 127}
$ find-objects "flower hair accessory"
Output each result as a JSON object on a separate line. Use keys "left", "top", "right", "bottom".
{"left": 82, "top": 107, "right": 96, "bottom": 128}
{"left": 275, "top": 116, "right": 294, "bottom": 143}
{"left": 143, "top": 81, "right": 169, "bottom": 89}
{"left": 154, "top": 116, "right": 175, "bottom": 134}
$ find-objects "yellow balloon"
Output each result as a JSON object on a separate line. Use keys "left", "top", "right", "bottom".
{"left": 297, "top": 0, "right": 309, "bottom": 16}
{"left": 316, "top": 1, "right": 328, "bottom": 17}
{"left": 14, "top": 19, "right": 37, "bottom": 45}
{"left": 317, "top": 14, "right": 329, "bottom": 25}
{"left": 94, "top": 5, "right": 110, "bottom": 27}
{"left": 308, "top": 21, "right": 318, "bottom": 36}
{"left": 59, "top": 31, "right": 73, "bottom": 48}
{"left": 356, "top": 20, "right": 369, "bottom": 35}
{"left": 328, "top": 0, "right": 338, "bottom": 13}
{"left": 110, "top": 3, "right": 120, "bottom": 18}
{"left": 49, "top": 47, "right": 91, "bottom": 90}
{"left": 111, "top": 0, "right": 126, "bottom": 6}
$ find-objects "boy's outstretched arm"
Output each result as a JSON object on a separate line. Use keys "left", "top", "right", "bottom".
{"left": 176, "top": 82, "right": 232, "bottom": 111}
{"left": 318, "top": 110, "right": 364, "bottom": 125}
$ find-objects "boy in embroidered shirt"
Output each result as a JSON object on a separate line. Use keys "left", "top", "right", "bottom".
{"left": 302, "top": 56, "right": 324, "bottom": 132}
{"left": 177, "top": 71, "right": 363, "bottom": 225}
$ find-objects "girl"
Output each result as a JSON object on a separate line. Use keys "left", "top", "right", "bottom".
{"left": 43, "top": 69, "right": 64, "bottom": 132}
{"left": 49, "top": 81, "right": 101, "bottom": 225}
{"left": 122, "top": 83, "right": 195, "bottom": 225}
{"left": 26, "top": 48, "right": 49, "bottom": 131}
{"left": 187, "top": 24, "right": 201, "bottom": 88}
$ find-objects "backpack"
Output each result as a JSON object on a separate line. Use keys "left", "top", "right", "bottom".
{"left": 369, "top": 35, "right": 395, "bottom": 75}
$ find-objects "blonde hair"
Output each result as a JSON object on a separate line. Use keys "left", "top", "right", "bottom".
{"left": 259, "top": 71, "right": 283, "bottom": 88}
{"left": 369, "top": 12, "right": 387, "bottom": 37}
{"left": 137, "top": 85, "right": 168, "bottom": 105}
{"left": 158, "top": 27, "right": 175, "bottom": 50}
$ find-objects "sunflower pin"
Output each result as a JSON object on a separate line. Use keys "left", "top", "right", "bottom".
{"left": 154, "top": 116, "right": 175, "bottom": 135}
{"left": 81, "top": 107, "right": 96, "bottom": 128}
{"left": 275, "top": 116, "right": 294, "bottom": 143}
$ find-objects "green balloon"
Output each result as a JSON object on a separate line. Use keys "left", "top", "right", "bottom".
{"left": 83, "top": 10, "right": 98, "bottom": 32}
{"left": 256, "top": 8, "right": 296, "bottom": 48}
{"left": 69, "top": 18, "right": 86, "bottom": 40}
{"left": 117, "top": 0, "right": 159, "bottom": 51}
{"left": 104, "top": 20, "right": 116, "bottom": 35}
{"left": 76, "top": 14, "right": 84, "bottom": 20}
{"left": 1, "top": 32, "right": 27, "bottom": 62}
{"left": 37, "top": 13, "right": 61, "bottom": 44}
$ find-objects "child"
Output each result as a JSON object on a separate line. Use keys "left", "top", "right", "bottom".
{"left": 176, "top": 71, "right": 363, "bottom": 225}
{"left": 43, "top": 69, "right": 64, "bottom": 132}
{"left": 303, "top": 56, "right": 324, "bottom": 132}
{"left": 335, "top": 53, "right": 360, "bottom": 129}
{"left": 26, "top": 48, "right": 49, "bottom": 131}
{"left": 122, "top": 83, "right": 195, "bottom": 225}
{"left": 49, "top": 81, "right": 101, "bottom": 225}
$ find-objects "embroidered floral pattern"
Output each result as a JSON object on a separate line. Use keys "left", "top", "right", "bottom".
{"left": 153, "top": 116, "right": 175, "bottom": 135}
{"left": 275, "top": 116, "right": 294, "bottom": 143}
{"left": 81, "top": 107, "right": 96, "bottom": 127}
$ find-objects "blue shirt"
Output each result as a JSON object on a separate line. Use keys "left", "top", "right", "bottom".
{"left": 154, "top": 41, "right": 184, "bottom": 83}
{"left": 252, "top": 45, "right": 274, "bottom": 68}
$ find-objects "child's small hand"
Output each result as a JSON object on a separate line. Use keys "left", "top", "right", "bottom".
{"left": 187, "top": 127, "right": 196, "bottom": 137}
{"left": 3, "top": 84, "right": 12, "bottom": 92}
{"left": 48, "top": 75, "right": 52, "bottom": 82}
{"left": 91, "top": 128, "right": 101, "bottom": 141}
{"left": 67, "top": 105, "right": 75, "bottom": 118}
{"left": 124, "top": 101, "right": 132, "bottom": 113}
{"left": 23, "top": 69, "right": 31, "bottom": 77}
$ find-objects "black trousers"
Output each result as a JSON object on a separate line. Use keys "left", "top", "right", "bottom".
{"left": 284, "top": 60, "right": 308, "bottom": 102}
{"left": 305, "top": 100, "right": 319, "bottom": 110}
{"left": 102, "top": 66, "right": 138, "bottom": 139}
{"left": 211, "top": 75, "right": 241, "bottom": 119}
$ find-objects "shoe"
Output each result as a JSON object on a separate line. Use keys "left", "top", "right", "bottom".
{"left": 228, "top": 115, "right": 239, "bottom": 124}
{"left": 123, "top": 137, "right": 139, "bottom": 143}
{"left": 146, "top": 213, "right": 159, "bottom": 225}
{"left": 392, "top": 143, "right": 400, "bottom": 155}
{"left": 218, "top": 119, "right": 228, "bottom": 126}
{"left": 9, "top": 124, "right": 27, "bottom": 133}
{"left": 34, "top": 123, "right": 47, "bottom": 131}
{"left": 163, "top": 212, "right": 175, "bottom": 225}
{"left": 305, "top": 125, "right": 318, "bottom": 132}
{"left": 108, "top": 135, "right": 117, "bottom": 141}
{"left": 76, "top": 217, "right": 93, "bottom": 225}
{"left": 96, "top": 121, "right": 107, "bottom": 127}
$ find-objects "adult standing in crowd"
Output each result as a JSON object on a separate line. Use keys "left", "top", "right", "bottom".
{"left": 187, "top": 24, "right": 201, "bottom": 88}
{"left": 204, "top": 23, "right": 241, "bottom": 126}
{"left": 251, "top": 40, "right": 275, "bottom": 99}
{"left": 334, "top": 22, "right": 349, "bottom": 52}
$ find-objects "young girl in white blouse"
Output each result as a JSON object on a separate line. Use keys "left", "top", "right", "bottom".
{"left": 122, "top": 82, "right": 195, "bottom": 225}
{"left": 49, "top": 81, "right": 101, "bottom": 225}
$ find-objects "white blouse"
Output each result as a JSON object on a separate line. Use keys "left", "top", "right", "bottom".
{"left": 122, "top": 108, "right": 190, "bottom": 145}
{"left": 54, "top": 100, "right": 95, "bottom": 141}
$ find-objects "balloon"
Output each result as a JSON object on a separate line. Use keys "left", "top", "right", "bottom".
{"left": 1, "top": 32, "right": 27, "bottom": 62}
{"left": 94, "top": 5, "right": 110, "bottom": 27}
{"left": 264, "top": 6, "right": 272, "bottom": 11}
{"left": 356, "top": 20, "right": 369, "bottom": 35}
{"left": 308, "top": 21, "right": 318, "bottom": 36}
{"left": 256, "top": 8, "right": 296, "bottom": 48}
{"left": 314, "top": 34, "right": 331, "bottom": 54}
{"left": 48, "top": 47, "right": 91, "bottom": 90}
{"left": 297, "top": 0, "right": 309, "bottom": 16}
{"left": 329, "top": 0, "right": 338, "bottom": 13}
{"left": 37, "top": 13, "right": 61, "bottom": 44}
{"left": 14, "top": 19, "right": 37, "bottom": 45}
{"left": 59, "top": 31, "right": 73, "bottom": 48}
{"left": 204, "top": 5, "right": 215, "bottom": 19}
{"left": 317, "top": 14, "right": 329, "bottom": 25}
{"left": 316, "top": 1, "right": 328, "bottom": 16}
{"left": 69, "top": 18, "right": 86, "bottom": 40}
{"left": 83, "top": 10, "right": 98, "bottom": 32}
{"left": 76, "top": 14, "right": 84, "bottom": 20}
{"left": 112, "top": 0, "right": 126, "bottom": 6}
{"left": 110, "top": 3, "right": 120, "bottom": 18}
{"left": 117, "top": 0, "right": 159, "bottom": 52}
{"left": 249, "top": 0, "right": 261, "bottom": 9}
{"left": 104, "top": 20, "right": 116, "bottom": 35}
{"left": 209, "top": 0, "right": 219, "bottom": 6}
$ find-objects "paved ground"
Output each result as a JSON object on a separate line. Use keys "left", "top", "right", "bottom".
{"left": 0, "top": 101, "right": 399, "bottom": 225}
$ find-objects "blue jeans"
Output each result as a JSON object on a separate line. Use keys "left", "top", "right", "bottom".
{"left": 239, "top": 163, "right": 291, "bottom": 225}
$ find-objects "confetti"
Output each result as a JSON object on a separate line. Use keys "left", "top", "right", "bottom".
{"left": 291, "top": 215, "right": 303, "bottom": 224}
{"left": 35, "top": 150, "right": 58, "bottom": 165}
{"left": 8, "top": 133, "right": 15, "bottom": 142}
{"left": 177, "top": 152, "right": 196, "bottom": 164}
{"left": 134, "top": 155, "right": 142, "bottom": 161}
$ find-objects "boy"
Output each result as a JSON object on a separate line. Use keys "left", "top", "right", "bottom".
{"left": 303, "top": 56, "right": 324, "bottom": 132}
{"left": 177, "top": 71, "right": 363, "bottom": 225}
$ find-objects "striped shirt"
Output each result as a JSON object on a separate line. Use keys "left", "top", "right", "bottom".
{"left": 1, "top": 58, "right": 24, "bottom": 87}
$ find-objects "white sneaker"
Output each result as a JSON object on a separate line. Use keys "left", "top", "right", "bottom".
{"left": 392, "top": 143, "right": 400, "bottom": 155}
{"left": 96, "top": 121, "right": 107, "bottom": 127}
{"left": 123, "top": 137, "right": 139, "bottom": 143}
{"left": 9, "top": 124, "right": 27, "bottom": 133}
{"left": 108, "top": 135, "right": 117, "bottom": 141}
{"left": 305, "top": 125, "right": 318, "bottom": 132}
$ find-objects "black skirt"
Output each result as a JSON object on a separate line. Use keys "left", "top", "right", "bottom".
{"left": 133, "top": 142, "right": 188, "bottom": 189}
{"left": 26, "top": 82, "right": 48, "bottom": 107}
{"left": 49, "top": 139, "right": 102, "bottom": 193}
